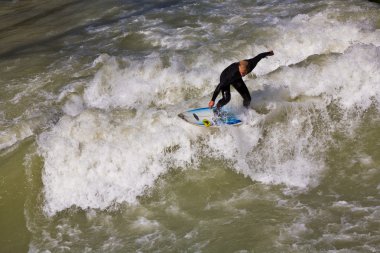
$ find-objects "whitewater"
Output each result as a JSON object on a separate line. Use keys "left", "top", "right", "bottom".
{"left": 0, "top": 0, "right": 379, "bottom": 252}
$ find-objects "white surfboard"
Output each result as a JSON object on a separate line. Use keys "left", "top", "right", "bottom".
{"left": 178, "top": 107, "right": 242, "bottom": 127}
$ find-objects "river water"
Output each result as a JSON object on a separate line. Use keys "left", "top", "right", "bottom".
{"left": 0, "top": 0, "right": 379, "bottom": 252}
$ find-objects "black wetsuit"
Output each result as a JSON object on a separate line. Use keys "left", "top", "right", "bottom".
{"left": 211, "top": 52, "right": 272, "bottom": 108}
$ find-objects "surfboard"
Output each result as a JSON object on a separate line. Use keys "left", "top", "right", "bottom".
{"left": 178, "top": 107, "right": 242, "bottom": 127}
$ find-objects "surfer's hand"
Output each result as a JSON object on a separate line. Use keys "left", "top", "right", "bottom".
{"left": 208, "top": 100, "right": 214, "bottom": 108}
{"left": 268, "top": 50, "right": 274, "bottom": 56}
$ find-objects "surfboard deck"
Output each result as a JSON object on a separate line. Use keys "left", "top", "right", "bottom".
{"left": 178, "top": 107, "right": 242, "bottom": 127}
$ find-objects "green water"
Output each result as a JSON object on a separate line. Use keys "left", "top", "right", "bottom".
{"left": 0, "top": 139, "right": 32, "bottom": 253}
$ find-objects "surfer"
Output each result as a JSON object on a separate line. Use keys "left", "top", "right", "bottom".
{"left": 208, "top": 50, "right": 274, "bottom": 111}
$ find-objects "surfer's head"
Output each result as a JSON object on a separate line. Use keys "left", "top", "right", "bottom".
{"left": 239, "top": 60, "right": 248, "bottom": 77}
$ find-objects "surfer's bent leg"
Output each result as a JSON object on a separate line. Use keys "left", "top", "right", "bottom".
{"left": 233, "top": 80, "right": 251, "bottom": 108}
{"left": 216, "top": 88, "right": 231, "bottom": 109}
{"left": 214, "top": 88, "right": 231, "bottom": 116}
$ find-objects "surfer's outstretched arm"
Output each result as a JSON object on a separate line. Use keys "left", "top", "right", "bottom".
{"left": 246, "top": 50, "right": 274, "bottom": 71}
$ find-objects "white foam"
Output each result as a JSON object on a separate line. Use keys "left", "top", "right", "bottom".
{"left": 83, "top": 53, "right": 217, "bottom": 110}
{"left": 38, "top": 109, "right": 199, "bottom": 215}
{"left": 255, "top": 44, "right": 380, "bottom": 112}
{"left": 251, "top": 107, "right": 327, "bottom": 189}
{"left": 0, "top": 123, "right": 33, "bottom": 150}
{"left": 249, "top": 9, "right": 380, "bottom": 75}
{"left": 39, "top": 98, "right": 328, "bottom": 214}
{"left": 62, "top": 94, "right": 84, "bottom": 117}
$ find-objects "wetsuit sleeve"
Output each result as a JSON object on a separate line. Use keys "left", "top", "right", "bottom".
{"left": 211, "top": 83, "right": 222, "bottom": 101}
{"left": 246, "top": 51, "right": 273, "bottom": 72}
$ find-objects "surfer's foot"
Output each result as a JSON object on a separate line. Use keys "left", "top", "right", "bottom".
{"left": 212, "top": 107, "right": 221, "bottom": 117}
